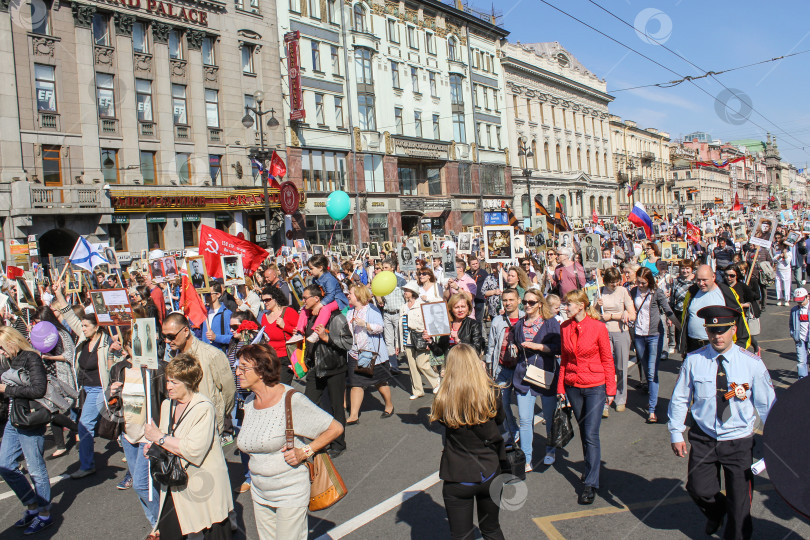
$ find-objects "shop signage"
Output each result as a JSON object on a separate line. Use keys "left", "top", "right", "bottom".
{"left": 95, "top": 0, "right": 210, "bottom": 27}
{"left": 401, "top": 197, "right": 451, "bottom": 211}
{"left": 458, "top": 200, "right": 478, "bottom": 210}
{"left": 182, "top": 213, "right": 201, "bottom": 222}
{"left": 484, "top": 211, "right": 508, "bottom": 226}
{"left": 215, "top": 214, "right": 231, "bottom": 222}
{"left": 112, "top": 215, "right": 130, "bottom": 224}
{"left": 147, "top": 215, "right": 167, "bottom": 223}
{"left": 285, "top": 32, "right": 305, "bottom": 121}
{"left": 482, "top": 199, "right": 507, "bottom": 209}
{"left": 369, "top": 200, "right": 388, "bottom": 210}
{"left": 109, "top": 188, "right": 305, "bottom": 213}
{"left": 279, "top": 181, "right": 300, "bottom": 215}
{"left": 393, "top": 138, "right": 449, "bottom": 159}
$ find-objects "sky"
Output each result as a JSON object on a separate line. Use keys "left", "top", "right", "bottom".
{"left": 498, "top": 0, "right": 810, "bottom": 168}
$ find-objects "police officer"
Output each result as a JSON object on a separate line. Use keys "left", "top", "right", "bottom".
{"left": 667, "top": 305, "right": 775, "bottom": 539}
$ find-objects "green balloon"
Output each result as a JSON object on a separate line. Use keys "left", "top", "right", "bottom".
{"left": 326, "top": 191, "right": 351, "bottom": 221}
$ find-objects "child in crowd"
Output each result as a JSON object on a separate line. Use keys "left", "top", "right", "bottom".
{"left": 295, "top": 255, "right": 349, "bottom": 342}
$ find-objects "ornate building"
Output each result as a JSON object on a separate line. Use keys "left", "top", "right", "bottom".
{"left": 501, "top": 41, "right": 616, "bottom": 226}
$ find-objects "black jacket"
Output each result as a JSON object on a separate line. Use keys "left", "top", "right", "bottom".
{"left": 4, "top": 350, "right": 48, "bottom": 400}
{"left": 304, "top": 310, "right": 351, "bottom": 378}
{"left": 439, "top": 400, "right": 505, "bottom": 483}
{"left": 109, "top": 359, "right": 168, "bottom": 426}
{"left": 429, "top": 317, "right": 484, "bottom": 357}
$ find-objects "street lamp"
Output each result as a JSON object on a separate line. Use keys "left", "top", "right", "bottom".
{"left": 517, "top": 137, "right": 534, "bottom": 227}
{"left": 242, "top": 90, "right": 281, "bottom": 247}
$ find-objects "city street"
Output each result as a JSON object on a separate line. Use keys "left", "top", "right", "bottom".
{"left": 2, "top": 293, "right": 809, "bottom": 540}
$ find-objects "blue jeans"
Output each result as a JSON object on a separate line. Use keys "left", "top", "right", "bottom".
{"left": 516, "top": 392, "right": 557, "bottom": 465}
{"left": 795, "top": 339, "right": 809, "bottom": 378}
{"left": 121, "top": 436, "right": 159, "bottom": 527}
{"left": 634, "top": 334, "right": 661, "bottom": 415}
{"left": 0, "top": 422, "right": 50, "bottom": 509}
{"left": 494, "top": 367, "right": 517, "bottom": 443}
{"left": 565, "top": 385, "right": 606, "bottom": 489}
{"left": 78, "top": 386, "right": 104, "bottom": 470}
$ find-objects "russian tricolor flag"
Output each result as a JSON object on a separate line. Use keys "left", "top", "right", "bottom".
{"left": 628, "top": 202, "right": 653, "bottom": 238}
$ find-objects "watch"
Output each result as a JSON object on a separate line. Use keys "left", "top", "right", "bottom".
{"left": 59, "top": 305, "right": 72, "bottom": 315}
{"left": 158, "top": 436, "right": 166, "bottom": 446}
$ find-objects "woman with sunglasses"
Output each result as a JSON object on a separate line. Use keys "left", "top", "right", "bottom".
{"left": 258, "top": 286, "right": 298, "bottom": 386}
{"left": 417, "top": 268, "right": 443, "bottom": 303}
{"left": 725, "top": 263, "right": 761, "bottom": 351}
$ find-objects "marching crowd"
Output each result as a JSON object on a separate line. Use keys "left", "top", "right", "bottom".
{"left": 0, "top": 216, "right": 802, "bottom": 539}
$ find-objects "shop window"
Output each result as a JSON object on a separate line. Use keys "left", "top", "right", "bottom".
{"left": 42, "top": 145, "right": 61, "bottom": 186}
{"left": 183, "top": 221, "right": 200, "bottom": 247}
{"left": 108, "top": 223, "right": 127, "bottom": 251}
{"left": 147, "top": 221, "right": 165, "bottom": 249}
{"left": 364, "top": 154, "right": 384, "bottom": 192}
{"left": 368, "top": 214, "right": 389, "bottom": 242}
{"left": 305, "top": 215, "right": 352, "bottom": 245}
{"left": 101, "top": 148, "right": 119, "bottom": 184}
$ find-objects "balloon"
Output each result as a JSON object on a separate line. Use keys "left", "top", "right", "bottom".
{"left": 371, "top": 271, "right": 397, "bottom": 297}
{"left": 326, "top": 191, "right": 351, "bottom": 221}
{"left": 30, "top": 321, "right": 59, "bottom": 354}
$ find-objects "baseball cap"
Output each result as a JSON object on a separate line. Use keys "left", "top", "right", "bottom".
{"left": 793, "top": 287, "right": 808, "bottom": 302}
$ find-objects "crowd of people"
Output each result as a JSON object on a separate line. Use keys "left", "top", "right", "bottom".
{"left": 0, "top": 215, "right": 801, "bottom": 539}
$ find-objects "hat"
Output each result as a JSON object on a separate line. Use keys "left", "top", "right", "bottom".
{"left": 402, "top": 281, "right": 420, "bottom": 296}
{"left": 696, "top": 305, "right": 741, "bottom": 328}
{"left": 794, "top": 287, "right": 808, "bottom": 302}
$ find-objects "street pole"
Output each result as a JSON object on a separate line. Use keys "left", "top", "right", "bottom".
{"left": 517, "top": 137, "right": 533, "bottom": 229}
{"left": 243, "top": 90, "right": 280, "bottom": 248}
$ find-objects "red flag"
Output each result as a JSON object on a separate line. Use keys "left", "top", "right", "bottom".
{"left": 592, "top": 209, "right": 598, "bottom": 224}
{"left": 179, "top": 275, "right": 206, "bottom": 328}
{"left": 199, "top": 225, "right": 270, "bottom": 279}
{"left": 269, "top": 151, "right": 287, "bottom": 178}
{"left": 6, "top": 266, "right": 24, "bottom": 279}
{"left": 686, "top": 220, "right": 702, "bottom": 243}
{"left": 733, "top": 193, "right": 742, "bottom": 211}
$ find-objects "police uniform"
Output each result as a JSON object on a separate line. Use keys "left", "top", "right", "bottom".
{"left": 667, "top": 306, "right": 776, "bottom": 540}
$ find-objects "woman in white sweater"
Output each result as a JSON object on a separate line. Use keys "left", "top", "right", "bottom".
{"left": 235, "top": 344, "right": 343, "bottom": 540}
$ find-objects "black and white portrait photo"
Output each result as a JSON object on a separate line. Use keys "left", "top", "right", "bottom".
{"left": 399, "top": 245, "right": 417, "bottom": 272}
{"left": 369, "top": 242, "right": 380, "bottom": 259}
{"left": 583, "top": 234, "right": 601, "bottom": 269}
{"left": 150, "top": 259, "right": 164, "bottom": 281}
{"left": 186, "top": 256, "right": 209, "bottom": 292}
{"left": 442, "top": 249, "right": 457, "bottom": 274}
{"left": 312, "top": 244, "right": 325, "bottom": 255}
{"left": 221, "top": 255, "right": 245, "bottom": 286}
{"left": 419, "top": 231, "right": 432, "bottom": 252}
{"left": 421, "top": 301, "right": 451, "bottom": 337}
{"left": 162, "top": 256, "right": 178, "bottom": 279}
{"left": 457, "top": 233, "right": 472, "bottom": 255}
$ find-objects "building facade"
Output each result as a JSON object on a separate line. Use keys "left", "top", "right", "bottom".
{"left": 275, "top": 0, "right": 512, "bottom": 246}
{"left": 501, "top": 41, "right": 615, "bottom": 226}
{"left": 0, "top": 0, "right": 290, "bottom": 261}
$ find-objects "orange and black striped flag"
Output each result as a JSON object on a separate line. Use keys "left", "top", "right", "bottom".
{"left": 687, "top": 188, "right": 699, "bottom": 194}
{"left": 555, "top": 199, "right": 572, "bottom": 232}
{"left": 505, "top": 205, "right": 521, "bottom": 233}
{"left": 652, "top": 210, "right": 662, "bottom": 220}
{"left": 714, "top": 197, "right": 723, "bottom": 205}
{"left": 535, "top": 195, "right": 562, "bottom": 234}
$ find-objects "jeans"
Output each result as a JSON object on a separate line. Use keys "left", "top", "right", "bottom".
{"left": 515, "top": 392, "right": 556, "bottom": 465}
{"left": 565, "top": 385, "right": 606, "bottom": 489}
{"left": 634, "top": 334, "right": 661, "bottom": 415}
{"left": 121, "top": 436, "right": 160, "bottom": 526}
{"left": 494, "top": 367, "right": 517, "bottom": 443}
{"left": 442, "top": 476, "right": 505, "bottom": 540}
{"left": 0, "top": 422, "right": 50, "bottom": 509}
{"left": 795, "top": 339, "right": 809, "bottom": 378}
{"left": 78, "top": 385, "right": 104, "bottom": 470}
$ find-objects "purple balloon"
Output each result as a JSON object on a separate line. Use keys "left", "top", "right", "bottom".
{"left": 30, "top": 321, "right": 59, "bottom": 354}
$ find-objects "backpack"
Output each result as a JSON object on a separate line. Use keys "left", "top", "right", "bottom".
{"left": 499, "top": 320, "right": 519, "bottom": 368}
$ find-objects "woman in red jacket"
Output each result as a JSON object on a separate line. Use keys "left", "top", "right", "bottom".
{"left": 557, "top": 289, "right": 616, "bottom": 506}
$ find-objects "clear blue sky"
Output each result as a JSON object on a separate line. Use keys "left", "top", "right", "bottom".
{"left": 499, "top": 0, "right": 810, "bottom": 168}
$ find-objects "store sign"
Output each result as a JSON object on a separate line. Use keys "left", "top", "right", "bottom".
{"left": 484, "top": 211, "right": 508, "bottom": 226}
{"left": 112, "top": 215, "right": 130, "bottom": 224}
{"left": 369, "top": 200, "right": 388, "bottom": 211}
{"left": 95, "top": 0, "right": 210, "bottom": 26}
{"left": 401, "top": 197, "right": 451, "bottom": 211}
{"left": 147, "top": 215, "right": 167, "bottom": 223}
{"left": 279, "top": 181, "right": 300, "bottom": 215}
{"left": 182, "top": 213, "right": 201, "bottom": 222}
{"left": 215, "top": 214, "right": 231, "bottom": 221}
{"left": 110, "top": 188, "right": 305, "bottom": 213}
{"left": 393, "top": 138, "right": 449, "bottom": 159}
{"left": 285, "top": 31, "right": 305, "bottom": 121}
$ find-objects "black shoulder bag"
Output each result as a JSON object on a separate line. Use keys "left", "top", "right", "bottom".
{"left": 147, "top": 401, "right": 199, "bottom": 488}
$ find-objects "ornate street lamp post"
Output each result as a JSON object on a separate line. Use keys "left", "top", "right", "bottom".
{"left": 242, "top": 90, "right": 280, "bottom": 246}
{"left": 517, "top": 137, "right": 534, "bottom": 226}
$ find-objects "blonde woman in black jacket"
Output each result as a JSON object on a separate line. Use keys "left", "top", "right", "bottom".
{"left": 425, "top": 294, "right": 484, "bottom": 360}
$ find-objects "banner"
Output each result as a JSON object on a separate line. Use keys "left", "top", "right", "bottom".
{"left": 179, "top": 275, "right": 207, "bottom": 327}
{"left": 199, "top": 225, "right": 269, "bottom": 279}
{"left": 686, "top": 220, "right": 702, "bottom": 243}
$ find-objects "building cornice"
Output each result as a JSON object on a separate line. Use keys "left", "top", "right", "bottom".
{"left": 502, "top": 56, "right": 613, "bottom": 105}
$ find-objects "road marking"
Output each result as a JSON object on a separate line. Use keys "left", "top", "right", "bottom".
{"left": 758, "top": 338, "right": 792, "bottom": 342}
{"left": 0, "top": 473, "right": 69, "bottom": 502}
{"left": 316, "top": 415, "right": 545, "bottom": 540}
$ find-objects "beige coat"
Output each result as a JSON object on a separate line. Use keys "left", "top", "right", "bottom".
{"left": 398, "top": 298, "right": 426, "bottom": 350}
{"left": 156, "top": 393, "right": 234, "bottom": 535}
{"left": 62, "top": 308, "right": 113, "bottom": 389}
{"left": 187, "top": 337, "right": 236, "bottom": 435}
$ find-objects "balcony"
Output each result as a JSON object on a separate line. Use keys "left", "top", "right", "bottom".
{"left": 100, "top": 117, "right": 119, "bottom": 135}
{"left": 208, "top": 127, "right": 223, "bottom": 143}
{"left": 616, "top": 171, "right": 628, "bottom": 183}
{"left": 7, "top": 182, "right": 112, "bottom": 219}
{"left": 139, "top": 122, "right": 156, "bottom": 138}
{"left": 641, "top": 151, "right": 655, "bottom": 163}
{"left": 38, "top": 111, "right": 59, "bottom": 130}
{"left": 175, "top": 125, "right": 190, "bottom": 140}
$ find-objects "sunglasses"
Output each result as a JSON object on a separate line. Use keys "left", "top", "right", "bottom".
{"left": 523, "top": 300, "right": 539, "bottom": 306}
{"left": 230, "top": 324, "right": 241, "bottom": 330}
{"left": 163, "top": 327, "right": 187, "bottom": 341}
{"left": 261, "top": 297, "right": 273, "bottom": 303}
{"left": 726, "top": 273, "right": 737, "bottom": 278}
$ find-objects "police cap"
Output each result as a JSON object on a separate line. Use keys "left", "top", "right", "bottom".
{"left": 696, "top": 305, "right": 741, "bottom": 328}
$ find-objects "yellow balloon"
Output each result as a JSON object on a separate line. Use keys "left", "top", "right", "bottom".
{"left": 371, "top": 271, "right": 397, "bottom": 297}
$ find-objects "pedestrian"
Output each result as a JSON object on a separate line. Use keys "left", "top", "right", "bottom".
{"left": 486, "top": 288, "right": 523, "bottom": 442}
{"left": 669, "top": 261, "right": 695, "bottom": 351}
{"left": 553, "top": 247, "right": 586, "bottom": 297}
{"left": 430, "top": 344, "right": 506, "bottom": 540}
{"left": 596, "top": 267, "right": 636, "bottom": 413}
{"left": 298, "top": 254, "right": 349, "bottom": 343}
{"left": 0, "top": 327, "right": 54, "bottom": 535}
{"left": 426, "top": 294, "right": 484, "bottom": 359}
{"left": 202, "top": 284, "right": 233, "bottom": 352}
{"left": 467, "top": 257, "right": 489, "bottom": 322}
{"left": 667, "top": 305, "right": 775, "bottom": 539}
{"left": 774, "top": 244, "right": 792, "bottom": 305}
{"left": 557, "top": 289, "right": 616, "bottom": 505}
{"left": 789, "top": 287, "right": 810, "bottom": 378}
{"left": 378, "top": 258, "right": 406, "bottom": 374}
{"left": 416, "top": 268, "right": 443, "bottom": 303}
{"left": 398, "top": 281, "right": 440, "bottom": 399}
{"left": 258, "top": 286, "right": 299, "bottom": 385}
{"left": 235, "top": 344, "right": 344, "bottom": 540}
{"left": 144, "top": 353, "right": 235, "bottom": 540}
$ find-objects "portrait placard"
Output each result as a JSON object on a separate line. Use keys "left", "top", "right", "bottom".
{"left": 421, "top": 301, "right": 451, "bottom": 337}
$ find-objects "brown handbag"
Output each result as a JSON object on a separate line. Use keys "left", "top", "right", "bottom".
{"left": 284, "top": 390, "right": 348, "bottom": 511}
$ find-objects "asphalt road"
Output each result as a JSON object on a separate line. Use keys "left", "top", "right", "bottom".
{"left": 2, "top": 291, "right": 809, "bottom": 540}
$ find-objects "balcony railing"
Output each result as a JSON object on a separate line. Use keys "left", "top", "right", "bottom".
{"left": 38, "top": 112, "right": 59, "bottom": 130}
{"left": 139, "top": 122, "right": 156, "bottom": 138}
{"left": 100, "top": 118, "right": 118, "bottom": 135}
{"left": 175, "top": 125, "right": 190, "bottom": 140}
{"left": 641, "top": 151, "right": 655, "bottom": 163}
{"left": 27, "top": 185, "right": 102, "bottom": 209}
{"left": 208, "top": 127, "right": 223, "bottom": 143}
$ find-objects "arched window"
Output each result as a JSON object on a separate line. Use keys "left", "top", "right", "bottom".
{"left": 603, "top": 152, "right": 608, "bottom": 176}
{"left": 548, "top": 194, "right": 555, "bottom": 211}
{"left": 607, "top": 197, "right": 612, "bottom": 214}
{"left": 555, "top": 144, "right": 561, "bottom": 172}
{"left": 589, "top": 195, "right": 596, "bottom": 213}
{"left": 353, "top": 3, "right": 366, "bottom": 32}
{"left": 598, "top": 196, "right": 604, "bottom": 213}
{"left": 543, "top": 142, "right": 550, "bottom": 170}
{"left": 448, "top": 37, "right": 458, "bottom": 61}
{"left": 586, "top": 149, "right": 592, "bottom": 174}
{"left": 531, "top": 140, "right": 538, "bottom": 169}
{"left": 559, "top": 194, "right": 567, "bottom": 214}
{"left": 595, "top": 152, "right": 601, "bottom": 176}
{"left": 576, "top": 148, "right": 582, "bottom": 171}
{"left": 566, "top": 146, "right": 572, "bottom": 171}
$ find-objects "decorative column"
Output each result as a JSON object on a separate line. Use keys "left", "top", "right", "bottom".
{"left": 72, "top": 2, "right": 103, "bottom": 184}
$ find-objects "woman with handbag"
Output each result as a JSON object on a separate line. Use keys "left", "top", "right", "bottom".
{"left": 595, "top": 267, "right": 636, "bottom": 414}
{"left": 235, "top": 344, "right": 344, "bottom": 540}
{"left": 345, "top": 284, "right": 394, "bottom": 424}
{"left": 557, "top": 290, "right": 616, "bottom": 505}
{"left": 0, "top": 327, "right": 54, "bottom": 534}
{"left": 398, "top": 281, "right": 440, "bottom": 399}
{"left": 143, "top": 353, "right": 234, "bottom": 540}
{"left": 425, "top": 294, "right": 485, "bottom": 360}
{"left": 430, "top": 343, "right": 506, "bottom": 540}
{"left": 513, "top": 290, "right": 561, "bottom": 471}
{"left": 108, "top": 324, "right": 167, "bottom": 534}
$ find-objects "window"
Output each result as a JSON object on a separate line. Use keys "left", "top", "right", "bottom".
{"left": 176, "top": 153, "right": 191, "bottom": 184}
{"left": 172, "top": 84, "right": 187, "bottom": 125}
{"left": 476, "top": 122, "right": 482, "bottom": 144}
{"left": 368, "top": 214, "right": 389, "bottom": 242}
{"left": 448, "top": 37, "right": 458, "bottom": 61}
{"left": 526, "top": 98, "right": 532, "bottom": 121}
{"left": 331, "top": 46, "right": 340, "bottom": 75}
{"left": 555, "top": 144, "right": 561, "bottom": 171}
{"left": 209, "top": 154, "right": 222, "bottom": 185}
{"left": 334, "top": 96, "right": 344, "bottom": 127}
{"left": 394, "top": 107, "right": 403, "bottom": 135}
{"left": 133, "top": 22, "right": 148, "bottom": 53}
{"left": 496, "top": 127, "right": 502, "bottom": 149}
{"left": 311, "top": 41, "right": 321, "bottom": 71}
{"left": 566, "top": 147, "right": 572, "bottom": 171}
{"left": 414, "top": 111, "right": 422, "bottom": 138}
{"left": 108, "top": 223, "right": 128, "bottom": 251}
{"left": 353, "top": 3, "right": 365, "bottom": 32}
{"left": 202, "top": 37, "right": 215, "bottom": 65}
{"left": 147, "top": 221, "right": 165, "bottom": 250}
{"left": 427, "top": 167, "right": 441, "bottom": 195}
{"left": 576, "top": 148, "right": 581, "bottom": 170}
{"left": 327, "top": 0, "right": 338, "bottom": 23}
{"left": 168, "top": 30, "right": 183, "bottom": 60}
{"left": 586, "top": 149, "right": 592, "bottom": 174}
{"left": 390, "top": 61, "right": 400, "bottom": 88}
{"left": 34, "top": 64, "right": 56, "bottom": 112}
{"left": 31, "top": 0, "right": 51, "bottom": 35}
{"left": 452, "top": 113, "right": 465, "bottom": 143}
{"left": 410, "top": 66, "right": 419, "bottom": 93}
{"left": 450, "top": 75, "right": 463, "bottom": 105}
{"left": 486, "top": 125, "right": 493, "bottom": 148}
{"left": 480, "top": 164, "right": 504, "bottom": 195}
{"left": 308, "top": 0, "right": 319, "bottom": 18}
{"left": 42, "top": 145, "right": 61, "bottom": 185}
{"left": 459, "top": 162, "right": 472, "bottom": 194}
{"left": 315, "top": 93, "right": 325, "bottom": 125}
{"left": 100, "top": 149, "right": 119, "bottom": 184}
{"left": 364, "top": 154, "right": 384, "bottom": 192}
{"left": 543, "top": 142, "right": 550, "bottom": 170}
{"left": 95, "top": 73, "right": 115, "bottom": 118}
{"left": 407, "top": 26, "right": 418, "bottom": 49}
{"left": 603, "top": 153, "right": 609, "bottom": 175}
{"left": 244, "top": 93, "right": 256, "bottom": 124}
{"left": 483, "top": 88, "right": 489, "bottom": 110}
{"left": 242, "top": 44, "right": 255, "bottom": 74}
{"left": 358, "top": 94, "right": 375, "bottom": 130}
{"left": 140, "top": 150, "right": 157, "bottom": 184}
{"left": 355, "top": 49, "right": 372, "bottom": 84}
{"left": 595, "top": 151, "right": 601, "bottom": 175}
{"left": 305, "top": 215, "right": 352, "bottom": 245}
{"left": 302, "top": 150, "right": 347, "bottom": 191}
{"left": 429, "top": 72, "right": 437, "bottom": 97}
{"left": 183, "top": 221, "right": 199, "bottom": 248}
{"left": 290, "top": 0, "right": 300, "bottom": 13}
{"left": 205, "top": 89, "right": 219, "bottom": 127}
{"left": 426, "top": 32, "right": 435, "bottom": 55}
{"left": 92, "top": 13, "right": 110, "bottom": 46}
{"left": 132, "top": 79, "right": 151, "bottom": 123}
{"left": 387, "top": 19, "right": 398, "bottom": 42}
{"left": 433, "top": 114, "right": 440, "bottom": 140}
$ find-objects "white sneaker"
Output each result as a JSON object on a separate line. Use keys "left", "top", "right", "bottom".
{"left": 525, "top": 463, "right": 533, "bottom": 473}
{"left": 543, "top": 449, "right": 556, "bottom": 465}
{"left": 409, "top": 394, "right": 421, "bottom": 400}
